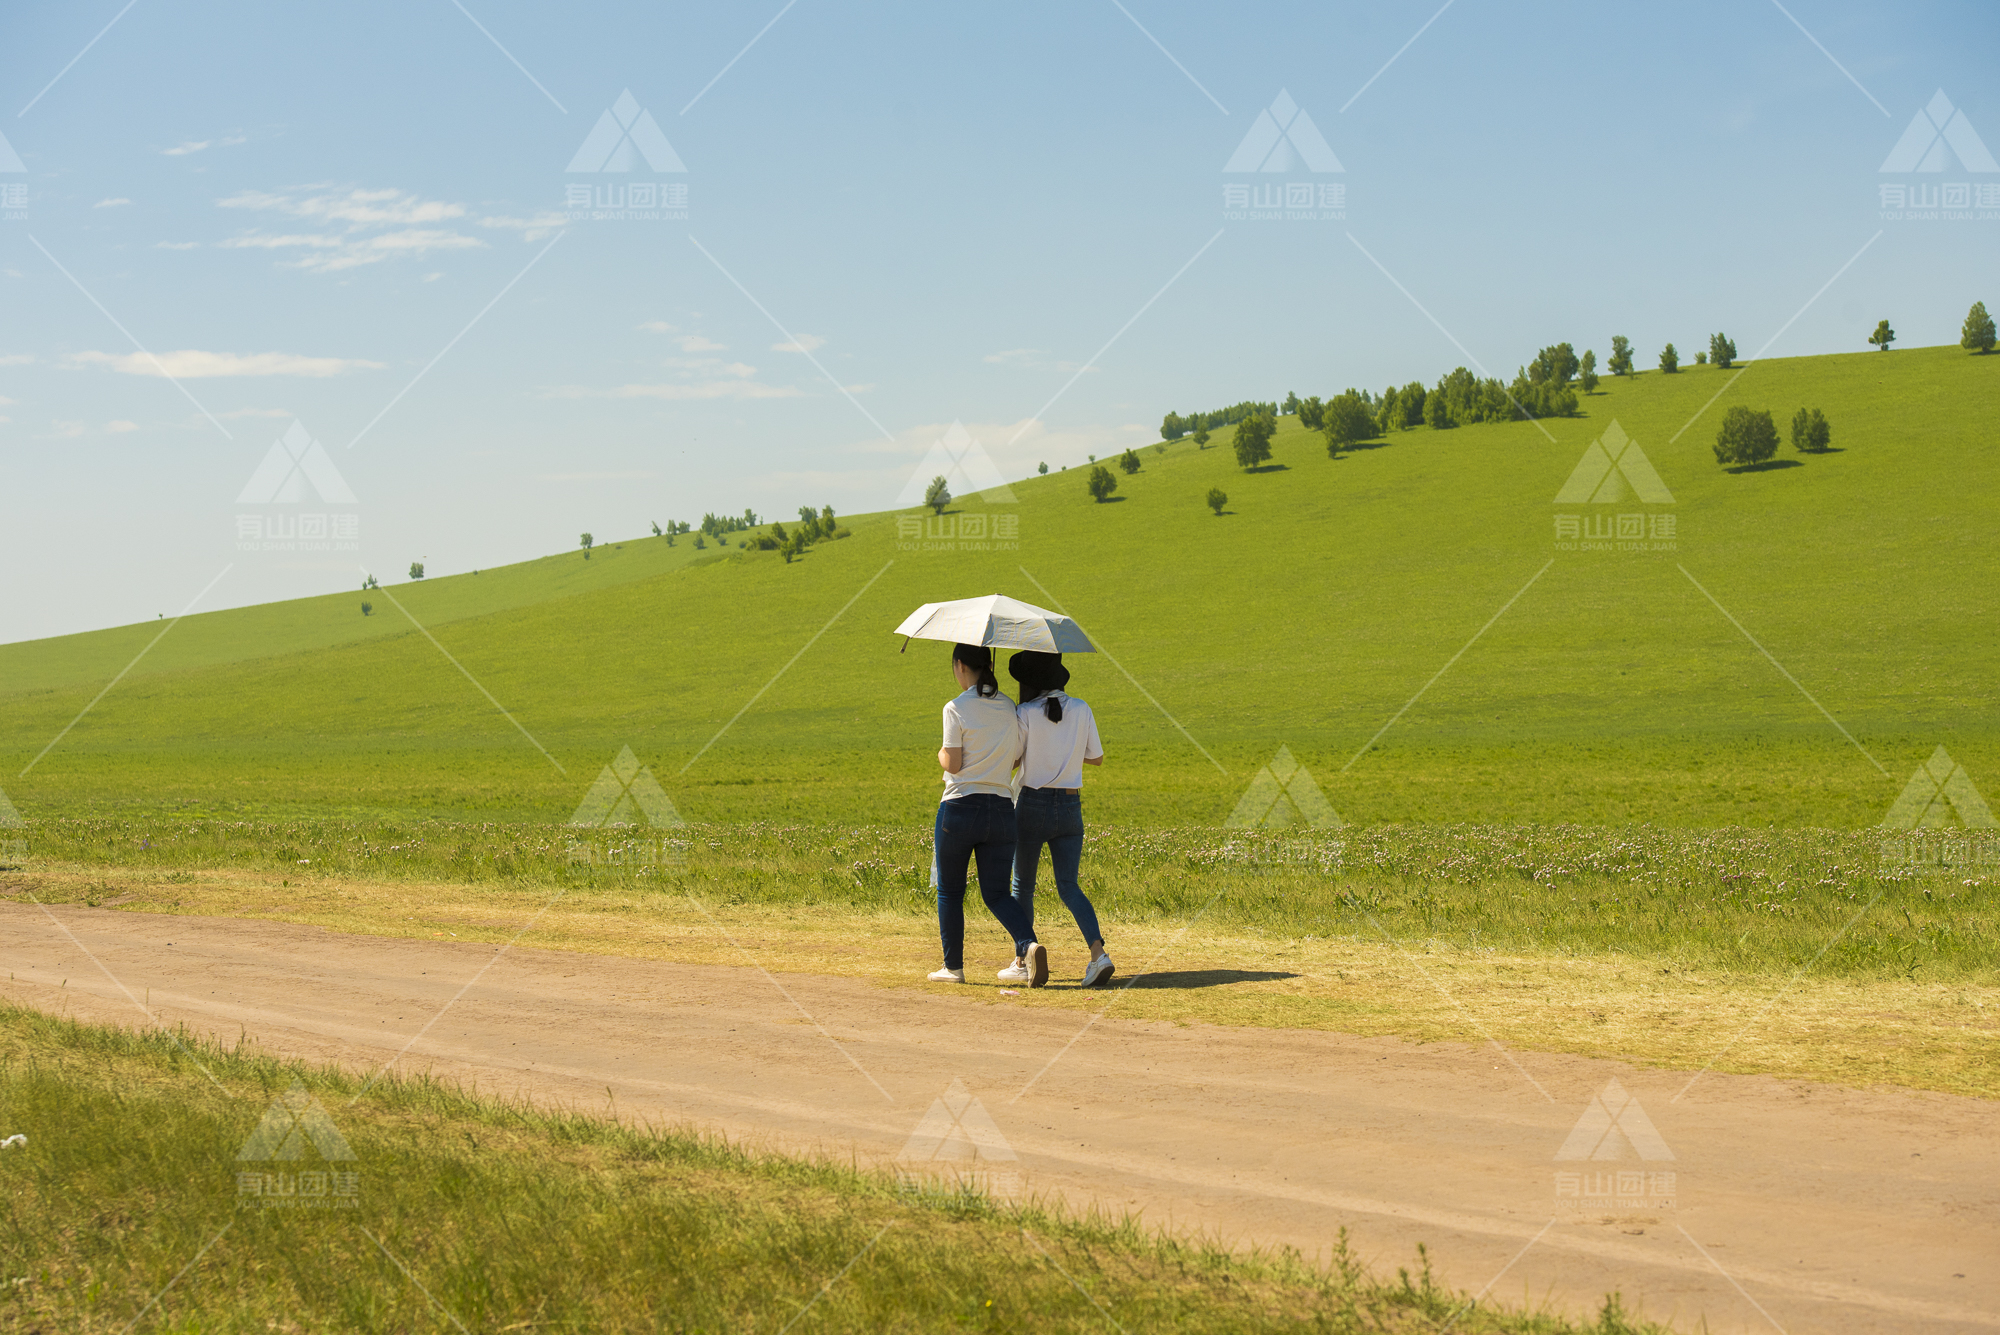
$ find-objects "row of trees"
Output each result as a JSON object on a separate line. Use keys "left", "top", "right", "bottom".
{"left": 1160, "top": 400, "right": 1278, "bottom": 443}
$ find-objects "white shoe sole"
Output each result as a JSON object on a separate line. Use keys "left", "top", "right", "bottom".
{"left": 1083, "top": 959, "right": 1116, "bottom": 988}
{"left": 1026, "top": 943, "right": 1048, "bottom": 988}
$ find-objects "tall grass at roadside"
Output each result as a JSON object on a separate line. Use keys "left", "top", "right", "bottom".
{"left": 10, "top": 817, "right": 1993, "bottom": 983}
{"left": 0, "top": 1005, "right": 1667, "bottom": 1333}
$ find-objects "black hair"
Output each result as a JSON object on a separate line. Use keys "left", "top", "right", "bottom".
{"left": 1007, "top": 650, "right": 1066, "bottom": 721}
{"left": 952, "top": 643, "right": 1000, "bottom": 699}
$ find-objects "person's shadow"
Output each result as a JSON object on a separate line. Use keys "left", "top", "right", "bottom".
{"left": 1114, "top": 968, "right": 1297, "bottom": 990}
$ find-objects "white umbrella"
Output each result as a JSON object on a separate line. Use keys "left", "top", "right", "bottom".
{"left": 893, "top": 594, "right": 1096, "bottom": 653}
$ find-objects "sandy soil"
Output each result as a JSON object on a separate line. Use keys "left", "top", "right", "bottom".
{"left": 3, "top": 902, "right": 1994, "bottom": 1333}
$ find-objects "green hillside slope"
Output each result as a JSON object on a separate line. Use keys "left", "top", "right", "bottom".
{"left": 2, "top": 345, "right": 1994, "bottom": 828}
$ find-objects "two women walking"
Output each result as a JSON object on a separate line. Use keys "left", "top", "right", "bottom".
{"left": 927, "top": 643, "right": 1114, "bottom": 988}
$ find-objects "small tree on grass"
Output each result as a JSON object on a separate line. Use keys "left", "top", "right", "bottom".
{"left": 1714, "top": 406, "right": 1779, "bottom": 467}
{"left": 1322, "top": 393, "right": 1374, "bottom": 454}
{"left": 1580, "top": 349, "right": 1599, "bottom": 394}
{"left": 1608, "top": 335, "right": 1633, "bottom": 377}
{"left": 1709, "top": 333, "right": 1737, "bottom": 369}
{"left": 1206, "top": 487, "right": 1227, "bottom": 516}
{"left": 1232, "top": 413, "right": 1275, "bottom": 470}
{"left": 580, "top": 532, "right": 594, "bottom": 559}
{"left": 1193, "top": 424, "right": 1210, "bottom": 448}
{"left": 1962, "top": 301, "right": 1996, "bottom": 354}
{"left": 1659, "top": 343, "right": 1679, "bottom": 374}
{"left": 408, "top": 562, "right": 425, "bottom": 580}
{"left": 1119, "top": 448, "right": 1141, "bottom": 474}
{"left": 1790, "top": 408, "right": 1832, "bottom": 453}
{"left": 360, "top": 601, "right": 372, "bottom": 617}
{"left": 924, "top": 475, "right": 951, "bottom": 516}
{"left": 1038, "top": 461, "right": 1049, "bottom": 474}
{"left": 1087, "top": 464, "right": 1118, "bottom": 502}
{"left": 1869, "top": 319, "right": 1895, "bottom": 352}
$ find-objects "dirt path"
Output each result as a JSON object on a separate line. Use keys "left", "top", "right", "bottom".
{"left": 4, "top": 903, "right": 1994, "bottom": 1333}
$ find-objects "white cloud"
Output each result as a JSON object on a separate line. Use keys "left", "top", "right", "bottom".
{"left": 423, "top": 272, "right": 443, "bottom": 282}
{"left": 219, "top": 406, "right": 293, "bottom": 419}
{"left": 0, "top": 354, "right": 35, "bottom": 366}
{"left": 0, "top": 395, "right": 14, "bottom": 404}
{"left": 533, "top": 471, "right": 661, "bottom": 481}
{"left": 155, "top": 241, "right": 200, "bottom": 250}
{"left": 69, "top": 350, "right": 385, "bottom": 378}
{"left": 94, "top": 198, "right": 131, "bottom": 209}
{"left": 638, "top": 320, "right": 677, "bottom": 334}
{"left": 675, "top": 334, "right": 725, "bottom": 352}
{"left": 161, "top": 135, "right": 246, "bottom": 157}
{"left": 105, "top": 420, "right": 139, "bottom": 433}
{"left": 549, "top": 380, "right": 801, "bottom": 402}
{"left": 772, "top": 334, "right": 825, "bottom": 353}
{"left": 50, "top": 421, "right": 87, "bottom": 438}
{"left": 983, "top": 347, "right": 1098, "bottom": 375}
{"left": 475, "top": 211, "right": 566, "bottom": 241}
{"left": 842, "top": 383, "right": 876, "bottom": 394}
{"left": 217, "top": 187, "right": 488, "bottom": 272}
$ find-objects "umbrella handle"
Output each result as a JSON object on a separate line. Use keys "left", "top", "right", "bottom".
{"left": 900, "top": 637, "right": 909, "bottom": 654}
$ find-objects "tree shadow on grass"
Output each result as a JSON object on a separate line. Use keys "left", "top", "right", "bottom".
{"left": 1241, "top": 464, "right": 1290, "bottom": 474}
{"left": 1094, "top": 495, "right": 1129, "bottom": 503}
{"left": 1724, "top": 459, "right": 1804, "bottom": 474}
{"left": 1116, "top": 968, "right": 1299, "bottom": 990}
{"left": 1340, "top": 438, "right": 1394, "bottom": 451}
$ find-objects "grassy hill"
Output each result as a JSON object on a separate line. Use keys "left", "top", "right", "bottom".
{"left": 2, "top": 345, "right": 1994, "bottom": 829}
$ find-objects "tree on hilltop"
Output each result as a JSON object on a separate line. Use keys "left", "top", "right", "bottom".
{"left": 924, "top": 475, "right": 952, "bottom": 515}
{"left": 1608, "top": 336, "right": 1633, "bottom": 377}
{"left": 1087, "top": 464, "right": 1118, "bottom": 503}
{"left": 1580, "top": 349, "right": 1599, "bottom": 395}
{"left": 1323, "top": 393, "right": 1374, "bottom": 454}
{"left": 1528, "top": 343, "right": 1579, "bottom": 386}
{"left": 1659, "top": 343, "right": 1679, "bottom": 374}
{"left": 1962, "top": 301, "right": 1996, "bottom": 353}
{"left": 1709, "top": 333, "right": 1737, "bottom": 369}
{"left": 580, "top": 533, "right": 594, "bottom": 559}
{"left": 1161, "top": 412, "right": 1187, "bottom": 440}
{"left": 1869, "top": 319, "right": 1895, "bottom": 352}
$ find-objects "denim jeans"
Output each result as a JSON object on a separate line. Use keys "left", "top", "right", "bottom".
{"left": 1011, "top": 787, "right": 1102, "bottom": 947}
{"left": 933, "top": 794, "right": 1037, "bottom": 970}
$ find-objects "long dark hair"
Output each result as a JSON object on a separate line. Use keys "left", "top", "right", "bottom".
{"left": 952, "top": 643, "right": 1000, "bottom": 699}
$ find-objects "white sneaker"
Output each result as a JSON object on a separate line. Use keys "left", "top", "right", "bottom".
{"left": 1082, "top": 954, "right": 1116, "bottom": 988}
{"left": 996, "top": 960, "right": 1032, "bottom": 983}
{"left": 1025, "top": 942, "right": 1049, "bottom": 988}
{"left": 928, "top": 967, "right": 965, "bottom": 983}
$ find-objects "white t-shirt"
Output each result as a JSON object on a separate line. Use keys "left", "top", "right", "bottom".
{"left": 1016, "top": 692, "right": 1102, "bottom": 791}
{"left": 941, "top": 688, "right": 1021, "bottom": 800}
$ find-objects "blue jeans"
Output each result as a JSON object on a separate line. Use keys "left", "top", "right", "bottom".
{"left": 934, "top": 794, "right": 1038, "bottom": 970}
{"left": 1011, "top": 787, "right": 1103, "bottom": 947}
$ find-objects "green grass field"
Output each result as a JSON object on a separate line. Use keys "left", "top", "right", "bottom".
{"left": 0, "top": 1006, "right": 1666, "bottom": 1333}
{"left": 2, "top": 344, "right": 1995, "bottom": 830}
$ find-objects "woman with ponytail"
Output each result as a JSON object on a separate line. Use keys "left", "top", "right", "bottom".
{"left": 927, "top": 643, "right": 1046, "bottom": 986}
{"left": 1006, "top": 650, "right": 1113, "bottom": 987}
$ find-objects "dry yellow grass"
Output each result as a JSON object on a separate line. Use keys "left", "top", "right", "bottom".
{"left": 13, "top": 863, "right": 1997, "bottom": 1099}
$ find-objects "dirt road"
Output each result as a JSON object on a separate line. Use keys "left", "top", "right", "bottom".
{"left": 4, "top": 903, "right": 1993, "bottom": 1333}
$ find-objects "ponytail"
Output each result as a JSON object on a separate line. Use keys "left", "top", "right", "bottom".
{"left": 1041, "top": 692, "right": 1064, "bottom": 723}
{"left": 952, "top": 643, "right": 1000, "bottom": 699}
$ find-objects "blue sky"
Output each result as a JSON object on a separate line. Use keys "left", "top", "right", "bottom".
{"left": 2, "top": 0, "right": 1994, "bottom": 643}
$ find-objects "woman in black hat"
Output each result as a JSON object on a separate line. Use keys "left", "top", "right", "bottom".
{"left": 1005, "top": 650, "right": 1114, "bottom": 987}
